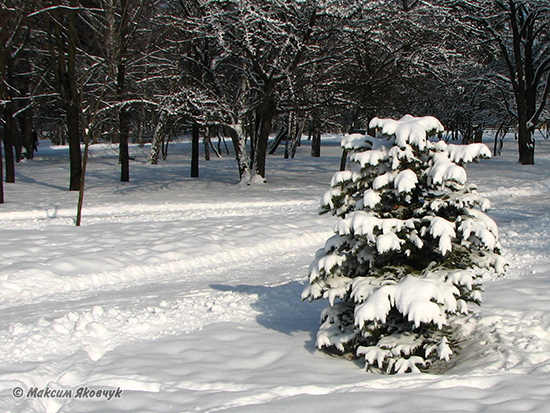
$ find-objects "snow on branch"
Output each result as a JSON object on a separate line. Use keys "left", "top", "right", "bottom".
{"left": 369, "top": 115, "right": 444, "bottom": 150}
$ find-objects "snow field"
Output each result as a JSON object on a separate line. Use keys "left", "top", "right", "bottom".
{"left": 0, "top": 135, "right": 550, "bottom": 412}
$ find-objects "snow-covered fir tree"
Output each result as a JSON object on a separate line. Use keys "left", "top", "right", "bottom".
{"left": 303, "top": 115, "right": 506, "bottom": 373}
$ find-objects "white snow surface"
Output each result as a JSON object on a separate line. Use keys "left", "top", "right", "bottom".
{"left": 1, "top": 135, "right": 550, "bottom": 412}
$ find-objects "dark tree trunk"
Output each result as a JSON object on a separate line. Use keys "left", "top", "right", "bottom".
{"left": 191, "top": 123, "right": 199, "bottom": 177}
{"left": 517, "top": 120, "right": 535, "bottom": 165}
{"left": 2, "top": 104, "right": 16, "bottom": 183}
{"left": 252, "top": 83, "right": 275, "bottom": 179}
{"left": 0, "top": 136, "right": 4, "bottom": 204}
{"left": 1, "top": 50, "right": 16, "bottom": 182}
{"left": 66, "top": 102, "right": 82, "bottom": 190}
{"left": 340, "top": 149, "right": 348, "bottom": 171}
{"left": 254, "top": 114, "right": 273, "bottom": 179}
{"left": 497, "top": 0, "right": 549, "bottom": 165}
{"left": 46, "top": 1, "right": 83, "bottom": 191}
{"left": 119, "top": 105, "right": 130, "bottom": 181}
{"left": 311, "top": 131, "right": 321, "bottom": 158}
{"left": 311, "top": 114, "right": 321, "bottom": 157}
{"left": 117, "top": 0, "right": 130, "bottom": 182}
{"left": 20, "top": 105, "right": 35, "bottom": 159}
{"left": 204, "top": 136, "right": 211, "bottom": 161}
{"left": 117, "top": 60, "right": 130, "bottom": 182}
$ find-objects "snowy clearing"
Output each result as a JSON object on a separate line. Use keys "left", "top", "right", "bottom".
{"left": 1, "top": 134, "right": 550, "bottom": 412}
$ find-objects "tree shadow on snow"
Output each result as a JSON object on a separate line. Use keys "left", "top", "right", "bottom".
{"left": 209, "top": 281, "right": 326, "bottom": 353}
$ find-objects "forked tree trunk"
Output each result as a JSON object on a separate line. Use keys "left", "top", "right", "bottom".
{"left": 148, "top": 111, "right": 167, "bottom": 164}
{"left": 225, "top": 125, "right": 250, "bottom": 182}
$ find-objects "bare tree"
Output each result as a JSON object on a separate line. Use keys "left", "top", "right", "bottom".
{"left": 35, "top": 0, "right": 85, "bottom": 190}
{"left": 201, "top": 0, "right": 322, "bottom": 182}
{"left": 103, "top": 0, "right": 153, "bottom": 181}
{"left": 1, "top": 0, "right": 31, "bottom": 185}
{"left": 496, "top": 0, "right": 550, "bottom": 164}
{"left": 458, "top": 0, "right": 550, "bottom": 164}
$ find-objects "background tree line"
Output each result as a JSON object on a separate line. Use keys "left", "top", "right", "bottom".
{"left": 1, "top": 0, "right": 549, "bottom": 195}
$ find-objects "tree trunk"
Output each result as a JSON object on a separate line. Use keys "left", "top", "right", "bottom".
{"left": 117, "top": 60, "right": 130, "bottom": 182}
{"left": 119, "top": 105, "right": 130, "bottom": 181}
{"left": 311, "top": 114, "right": 321, "bottom": 157}
{"left": 148, "top": 112, "right": 166, "bottom": 164}
{"left": 0, "top": 36, "right": 16, "bottom": 181}
{"left": 340, "top": 149, "right": 348, "bottom": 171}
{"left": 116, "top": 0, "right": 131, "bottom": 181}
{"left": 0, "top": 136, "right": 4, "bottom": 204}
{"left": 20, "top": 105, "right": 35, "bottom": 159}
{"left": 474, "top": 127, "right": 483, "bottom": 143}
{"left": 204, "top": 136, "right": 211, "bottom": 161}
{"left": 253, "top": 114, "right": 272, "bottom": 179}
{"left": 66, "top": 2, "right": 83, "bottom": 190}
{"left": 290, "top": 116, "right": 304, "bottom": 159}
{"left": 249, "top": 115, "right": 260, "bottom": 170}
{"left": 66, "top": 102, "right": 82, "bottom": 190}
{"left": 2, "top": 104, "right": 16, "bottom": 183}
{"left": 517, "top": 122, "right": 535, "bottom": 165}
{"left": 226, "top": 125, "right": 250, "bottom": 182}
{"left": 311, "top": 130, "right": 321, "bottom": 157}
{"left": 191, "top": 123, "right": 199, "bottom": 177}
{"left": 46, "top": 0, "right": 83, "bottom": 191}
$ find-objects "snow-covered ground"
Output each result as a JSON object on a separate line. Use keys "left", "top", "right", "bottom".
{"left": 0, "top": 133, "right": 549, "bottom": 413}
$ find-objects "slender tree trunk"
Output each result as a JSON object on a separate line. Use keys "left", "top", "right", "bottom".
{"left": 76, "top": 132, "right": 91, "bottom": 226}
{"left": 137, "top": 106, "right": 145, "bottom": 147}
{"left": 0, "top": 41, "right": 18, "bottom": 183}
{"left": 249, "top": 114, "right": 260, "bottom": 170}
{"left": 204, "top": 136, "right": 211, "bottom": 161}
{"left": 284, "top": 118, "right": 290, "bottom": 159}
{"left": 191, "top": 123, "right": 199, "bottom": 177}
{"left": 119, "top": 105, "right": 130, "bottom": 181}
{"left": 0, "top": 137, "right": 4, "bottom": 204}
{"left": 46, "top": 1, "right": 83, "bottom": 191}
{"left": 148, "top": 112, "right": 166, "bottom": 164}
{"left": 2, "top": 104, "right": 16, "bottom": 183}
{"left": 66, "top": 102, "right": 82, "bottom": 190}
{"left": 117, "top": 62, "right": 130, "bottom": 181}
{"left": 311, "top": 130, "right": 321, "bottom": 158}
{"left": 340, "top": 149, "right": 348, "bottom": 171}
{"left": 311, "top": 114, "right": 321, "bottom": 157}
{"left": 20, "top": 105, "right": 34, "bottom": 159}
{"left": 66, "top": 1, "right": 83, "bottom": 190}
{"left": 116, "top": 0, "right": 130, "bottom": 181}
{"left": 494, "top": 122, "right": 506, "bottom": 156}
